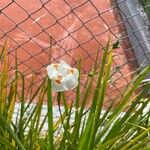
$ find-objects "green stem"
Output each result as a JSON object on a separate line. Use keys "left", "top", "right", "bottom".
{"left": 47, "top": 78, "right": 54, "bottom": 150}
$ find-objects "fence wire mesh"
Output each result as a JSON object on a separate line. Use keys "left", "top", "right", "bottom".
{"left": 0, "top": 0, "right": 149, "bottom": 111}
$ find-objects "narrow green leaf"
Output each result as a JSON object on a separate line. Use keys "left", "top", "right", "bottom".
{"left": 0, "top": 135, "right": 16, "bottom": 150}
{"left": 88, "top": 47, "right": 113, "bottom": 150}
{"left": 47, "top": 78, "right": 53, "bottom": 149}
{"left": 78, "top": 114, "right": 94, "bottom": 150}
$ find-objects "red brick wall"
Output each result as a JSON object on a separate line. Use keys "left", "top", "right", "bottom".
{"left": 0, "top": 0, "right": 138, "bottom": 106}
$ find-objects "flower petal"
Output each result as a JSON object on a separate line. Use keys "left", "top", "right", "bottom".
{"left": 62, "top": 74, "right": 78, "bottom": 91}
{"left": 51, "top": 79, "right": 65, "bottom": 92}
{"left": 46, "top": 64, "right": 58, "bottom": 79}
{"left": 57, "top": 61, "right": 71, "bottom": 76}
{"left": 60, "top": 60, "right": 70, "bottom": 68}
{"left": 72, "top": 68, "right": 79, "bottom": 80}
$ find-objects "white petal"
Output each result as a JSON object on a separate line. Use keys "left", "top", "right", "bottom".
{"left": 51, "top": 79, "right": 65, "bottom": 92}
{"left": 72, "top": 68, "right": 79, "bottom": 80}
{"left": 62, "top": 74, "right": 78, "bottom": 91}
{"left": 57, "top": 64, "right": 69, "bottom": 76}
{"left": 46, "top": 64, "right": 58, "bottom": 79}
{"left": 57, "top": 60, "right": 71, "bottom": 76}
{"left": 60, "top": 60, "right": 70, "bottom": 68}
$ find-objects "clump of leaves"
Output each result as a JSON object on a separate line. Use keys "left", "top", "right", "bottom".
{"left": 0, "top": 41, "right": 150, "bottom": 150}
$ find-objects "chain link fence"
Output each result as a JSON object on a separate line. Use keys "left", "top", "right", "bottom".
{"left": 0, "top": 0, "right": 150, "bottom": 109}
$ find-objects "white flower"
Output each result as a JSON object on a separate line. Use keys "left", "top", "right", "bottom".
{"left": 46, "top": 60, "right": 79, "bottom": 92}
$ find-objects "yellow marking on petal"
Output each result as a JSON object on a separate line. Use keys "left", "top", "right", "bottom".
{"left": 68, "top": 69, "right": 74, "bottom": 74}
{"left": 55, "top": 75, "right": 62, "bottom": 84}
{"left": 53, "top": 64, "right": 59, "bottom": 70}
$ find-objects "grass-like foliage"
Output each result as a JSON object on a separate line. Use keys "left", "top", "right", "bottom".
{"left": 140, "top": 0, "right": 150, "bottom": 15}
{"left": 0, "top": 42, "right": 150, "bottom": 150}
